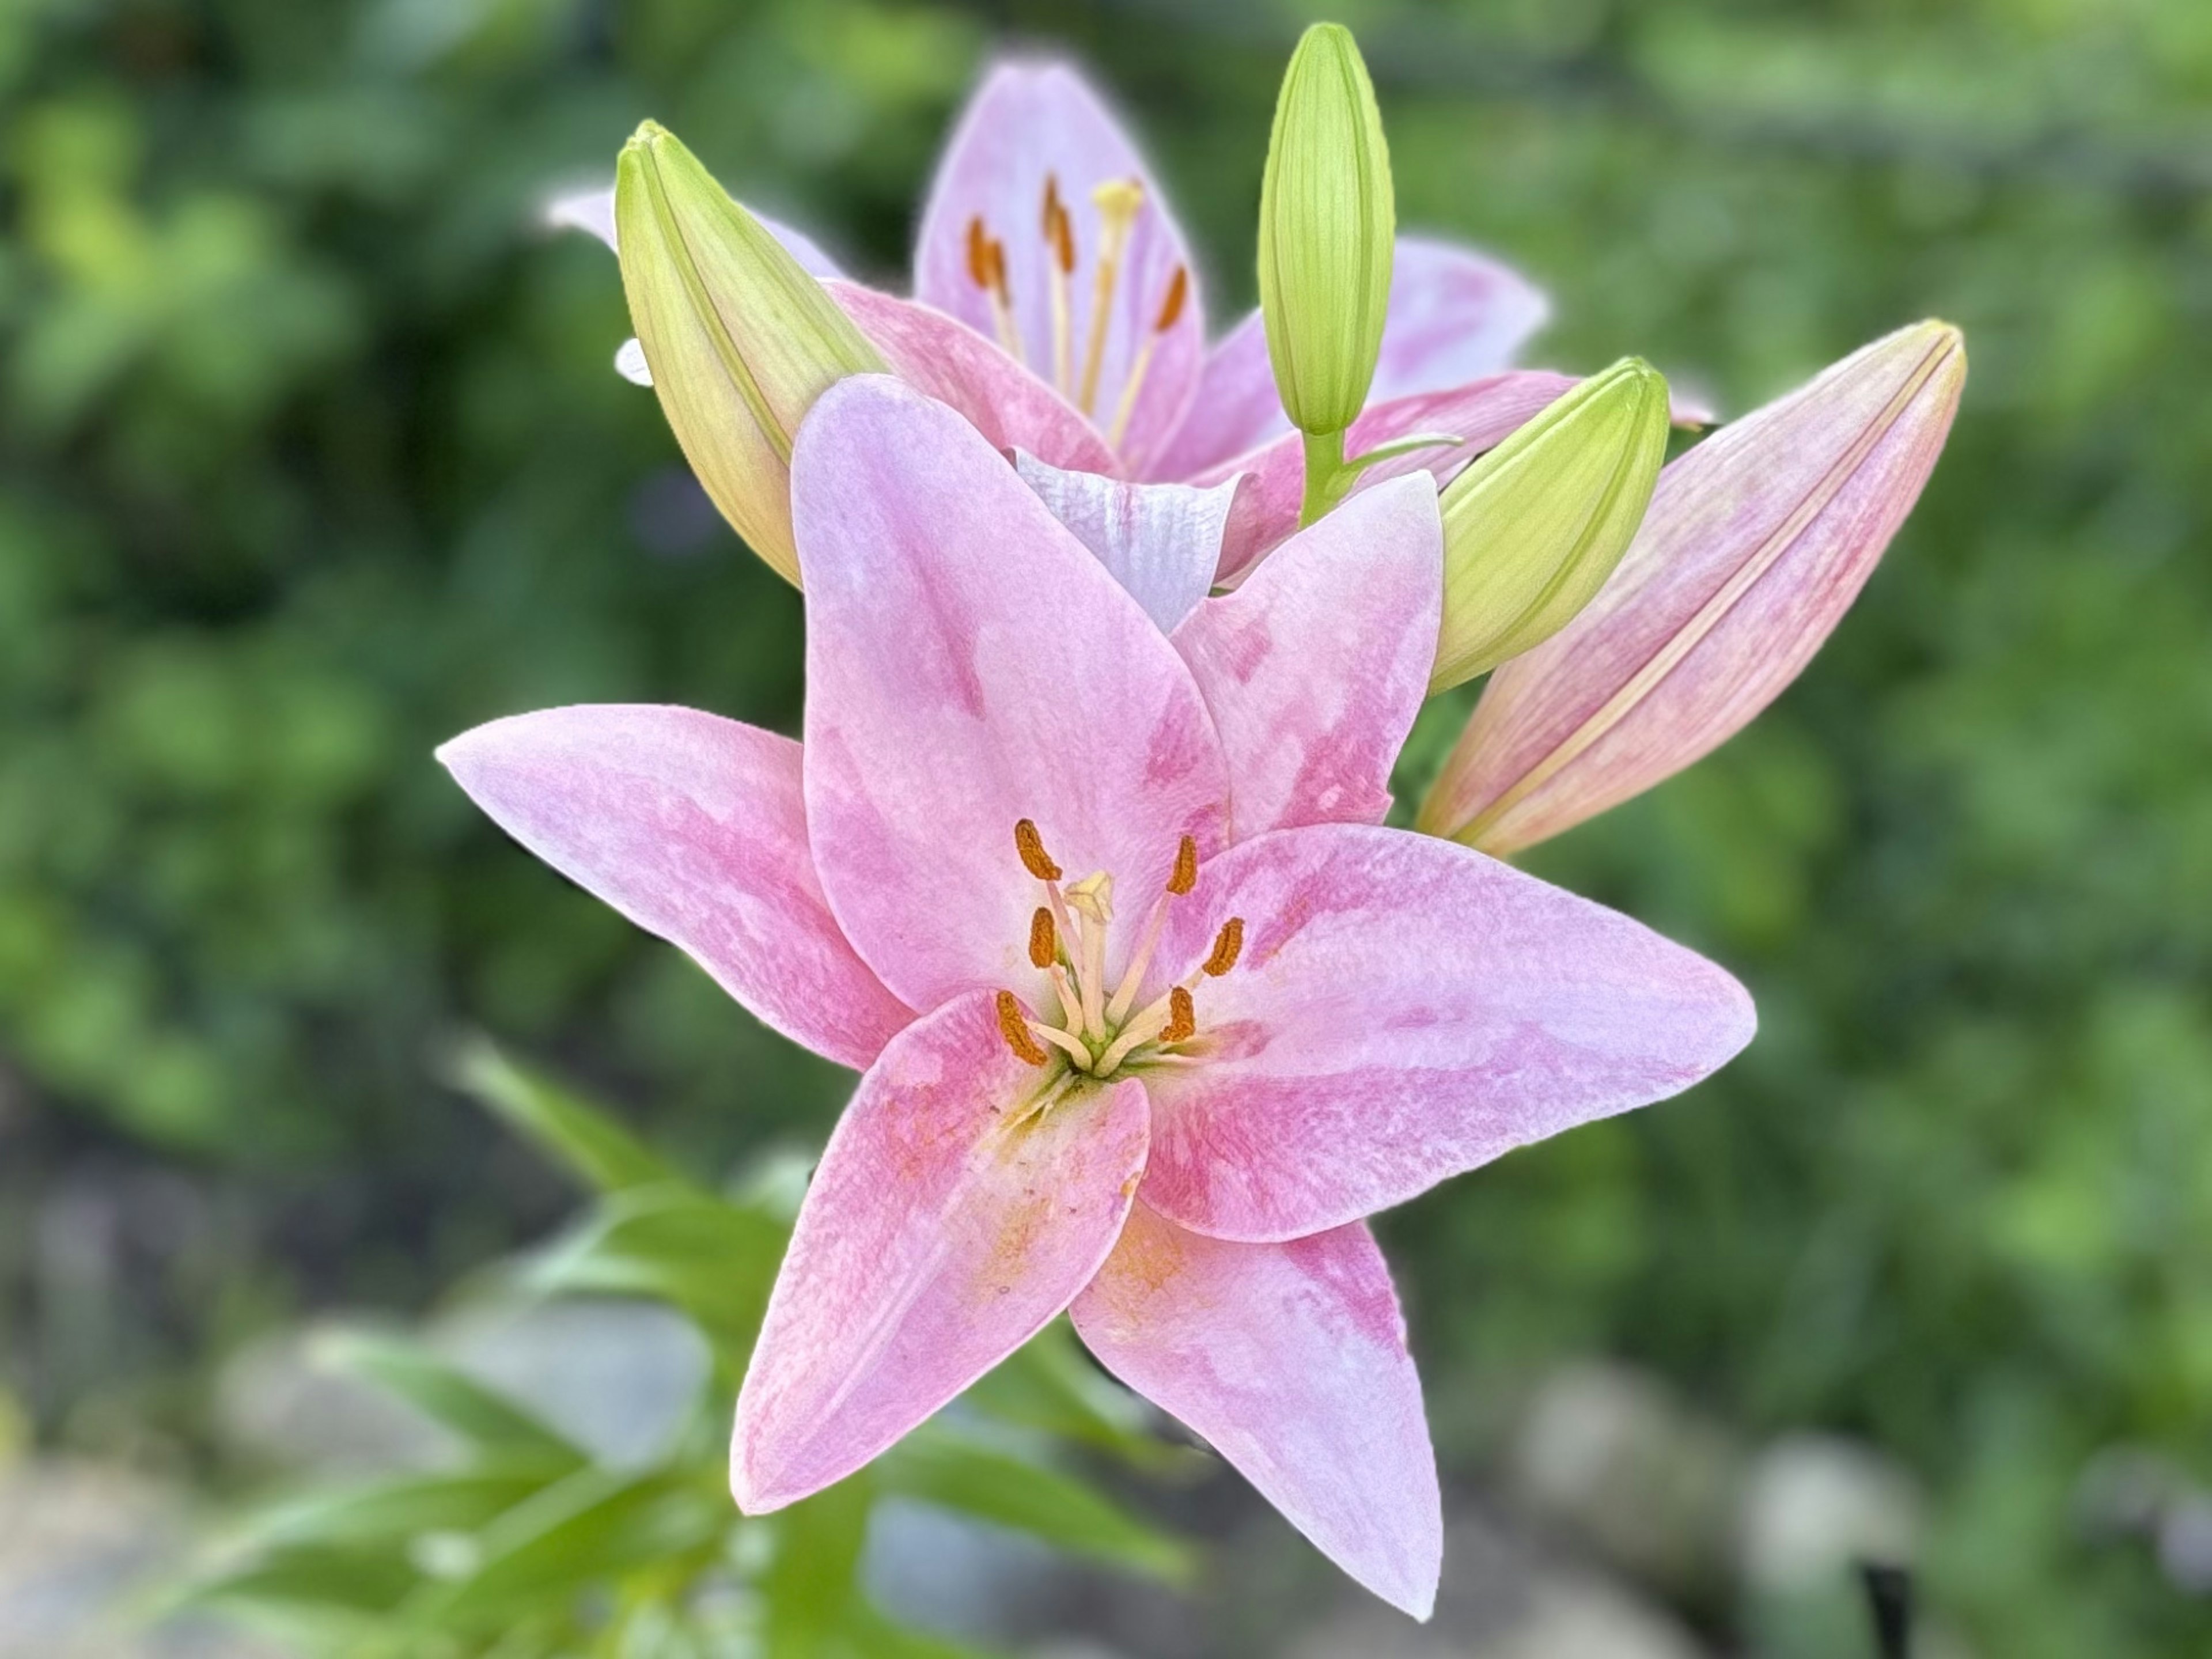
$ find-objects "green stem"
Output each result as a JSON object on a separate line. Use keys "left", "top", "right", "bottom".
{"left": 1297, "top": 427, "right": 1353, "bottom": 527}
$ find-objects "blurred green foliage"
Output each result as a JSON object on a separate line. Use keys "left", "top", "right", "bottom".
{"left": 187, "top": 1043, "right": 1187, "bottom": 1656}
{"left": 5, "top": 0, "right": 2212, "bottom": 1653}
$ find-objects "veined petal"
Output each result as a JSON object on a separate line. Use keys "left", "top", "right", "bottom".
{"left": 1203, "top": 371, "right": 1579, "bottom": 584}
{"left": 1171, "top": 475, "right": 1441, "bottom": 837}
{"left": 1072, "top": 1206, "right": 1440, "bottom": 1619}
{"left": 1420, "top": 321, "right": 1966, "bottom": 853}
{"left": 834, "top": 283, "right": 1118, "bottom": 476}
{"left": 437, "top": 706, "right": 914, "bottom": 1070}
{"left": 733, "top": 990, "right": 1149, "bottom": 1512}
{"left": 1139, "top": 824, "right": 1754, "bottom": 1243}
{"left": 794, "top": 377, "right": 1230, "bottom": 1012}
{"left": 1143, "top": 237, "right": 1550, "bottom": 482}
{"left": 546, "top": 183, "right": 846, "bottom": 278}
{"left": 913, "top": 60, "right": 1204, "bottom": 470}
{"left": 1013, "top": 450, "right": 1241, "bottom": 631}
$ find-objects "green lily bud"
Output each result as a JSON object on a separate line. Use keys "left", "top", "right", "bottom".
{"left": 1259, "top": 23, "right": 1395, "bottom": 440}
{"left": 1429, "top": 358, "right": 1671, "bottom": 693}
{"left": 616, "top": 122, "right": 884, "bottom": 586}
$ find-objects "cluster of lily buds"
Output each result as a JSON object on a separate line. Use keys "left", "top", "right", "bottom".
{"left": 1418, "top": 319, "right": 1967, "bottom": 852}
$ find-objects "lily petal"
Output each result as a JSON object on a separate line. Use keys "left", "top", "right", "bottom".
{"left": 1072, "top": 1205, "right": 1440, "bottom": 1619}
{"left": 1203, "top": 370, "right": 1580, "bottom": 584}
{"left": 1373, "top": 237, "right": 1552, "bottom": 407}
{"left": 1139, "top": 824, "right": 1755, "bottom": 1243}
{"left": 1145, "top": 237, "right": 1551, "bottom": 482}
{"left": 834, "top": 283, "right": 1119, "bottom": 476}
{"left": 1419, "top": 321, "right": 1966, "bottom": 853}
{"left": 733, "top": 990, "right": 1149, "bottom": 1512}
{"left": 1171, "top": 475, "right": 1442, "bottom": 836}
{"left": 794, "top": 376, "right": 1230, "bottom": 1012}
{"left": 544, "top": 183, "right": 846, "bottom": 278}
{"left": 437, "top": 706, "right": 914, "bottom": 1070}
{"left": 914, "top": 60, "right": 1205, "bottom": 470}
{"left": 1013, "top": 450, "right": 1241, "bottom": 631}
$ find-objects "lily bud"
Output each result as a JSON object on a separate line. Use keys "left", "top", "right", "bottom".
{"left": 1258, "top": 24, "right": 1394, "bottom": 438}
{"left": 1429, "top": 359, "right": 1670, "bottom": 694}
{"left": 1419, "top": 320, "right": 1966, "bottom": 853}
{"left": 616, "top": 122, "right": 884, "bottom": 585}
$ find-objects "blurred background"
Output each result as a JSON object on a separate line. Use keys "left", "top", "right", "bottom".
{"left": 4, "top": 0, "right": 2212, "bottom": 1653}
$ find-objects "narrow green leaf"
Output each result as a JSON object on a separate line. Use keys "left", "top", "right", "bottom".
{"left": 882, "top": 1432, "right": 1191, "bottom": 1583}
{"left": 527, "top": 1183, "right": 787, "bottom": 1362}
{"left": 964, "top": 1320, "right": 1172, "bottom": 1468}
{"left": 244, "top": 1460, "right": 571, "bottom": 1552}
{"left": 410, "top": 1467, "right": 724, "bottom": 1632}
{"left": 319, "top": 1332, "right": 585, "bottom": 1465}
{"left": 446, "top": 1036, "right": 675, "bottom": 1195}
{"left": 764, "top": 1474, "right": 872, "bottom": 1658}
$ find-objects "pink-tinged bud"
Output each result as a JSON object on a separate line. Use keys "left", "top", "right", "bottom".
{"left": 1418, "top": 320, "right": 1965, "bottom": 854}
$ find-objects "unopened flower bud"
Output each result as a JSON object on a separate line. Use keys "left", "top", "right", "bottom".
{"left": 616, "top": 122, "right": 884, "bottom": 585}
{"left": 1429, "top": 359, "right": 1670, "bottom": 692}
{"left": 1258, "top": 24, "right": 1395, "bottom": 438}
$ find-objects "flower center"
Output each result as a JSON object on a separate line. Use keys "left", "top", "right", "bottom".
{"left": 994, "top": 818, "right": 1241, "bottom": 1078}
{"left": 964, "top": 174, "right": 1188, "bottom": 452}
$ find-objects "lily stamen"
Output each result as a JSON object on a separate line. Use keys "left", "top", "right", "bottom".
{"left": 967, "top": 215, "right": 1025, "bottom": 365}
{"left": 1202, "top": 916, "right": 1245, "bottom": 977}
{"left": 1078, "top": 177, "right": 1145, "bottom": 415}
{"left": 995, "top": 990, "right": 1050, "bottom": 1066}
{"left": 1026, "top": 1018, "right": 1093, "bottom": 1065}
{"left": 1105, "top": 834, "right": 1197, "bottom": 1024}
{"left": 1042, "top": 176, "right": 1076, "bottom": 396}
{"left": 1106, "top": 264, "right": 1187, "bottom": 452}
{"left": 1065, "top": 871, "right": 1114, "bottom": 1039}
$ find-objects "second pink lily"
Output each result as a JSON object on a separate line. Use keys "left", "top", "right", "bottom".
{"left": 553, "top": 59, "right": 1554, "bottom": 535}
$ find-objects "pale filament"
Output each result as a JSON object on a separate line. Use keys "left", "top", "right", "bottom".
{"left": 1078, "top": 178, "right": 1144, "bottom": 416}
{"left": 1043, "top": 175, "right": 1076, "bottom": 397}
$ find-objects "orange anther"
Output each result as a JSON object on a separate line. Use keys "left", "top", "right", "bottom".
{"left": 1028, "top": 907, "right": 1058, "bottom": 969}
{"left": 1013, "top": 819, "right": 1062, "bottom": 882}
{"left": 1202, "top": 917, "right": 1244, "bottom": 978}
{"left": 996, "top": 991, "right": 1050, "bottom": 1066}
{"left": 967, "top": 215, "right": 993, "bottom": 289}
{"left": 1154, "top": 264, "right": 1189, "bottom": 333}
{"left": 1168, "top": 835, "right": 1198, "bottom": 896}
{"left": 1162, "top": 986, "right": 1196, "bottom": 1044}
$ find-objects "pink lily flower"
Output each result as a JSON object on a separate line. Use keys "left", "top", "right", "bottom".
{"left": 438, "top": 377, "right": 1753, "bottom": 1616}
{"left": 550, "top": 59, "right": 1558, "bottom": 562}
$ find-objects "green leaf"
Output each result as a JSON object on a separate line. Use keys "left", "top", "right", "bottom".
{"left": 964, "top": 1320, "right": 1173, "bottom": 1468}
{"left": 882, "top": 1431, "right": 1191, "bottom": 1583}
{"left": 243, "top": 1460, "right": 572, "bottom": 1552}
{"left": 528, "top": 1183, "right": 787, "bottom": 1362}
{"left": 192, "top": 1540, "right": 422, "bottom": 1616}
{"left": 764, "top": 1474, "right": 872, "bottom": 1658}
{"left": 319, "top": 1331, "right": 585, "bottom": 1465}
{"left": 446, "top": 1036, "right": 676, "bottom": 1195}
{"left": 408, "top": 1466, "right": 725, "bottom": 1633}
{"left": 1259, "top": 22, "right": 1395, "bottom": 440}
